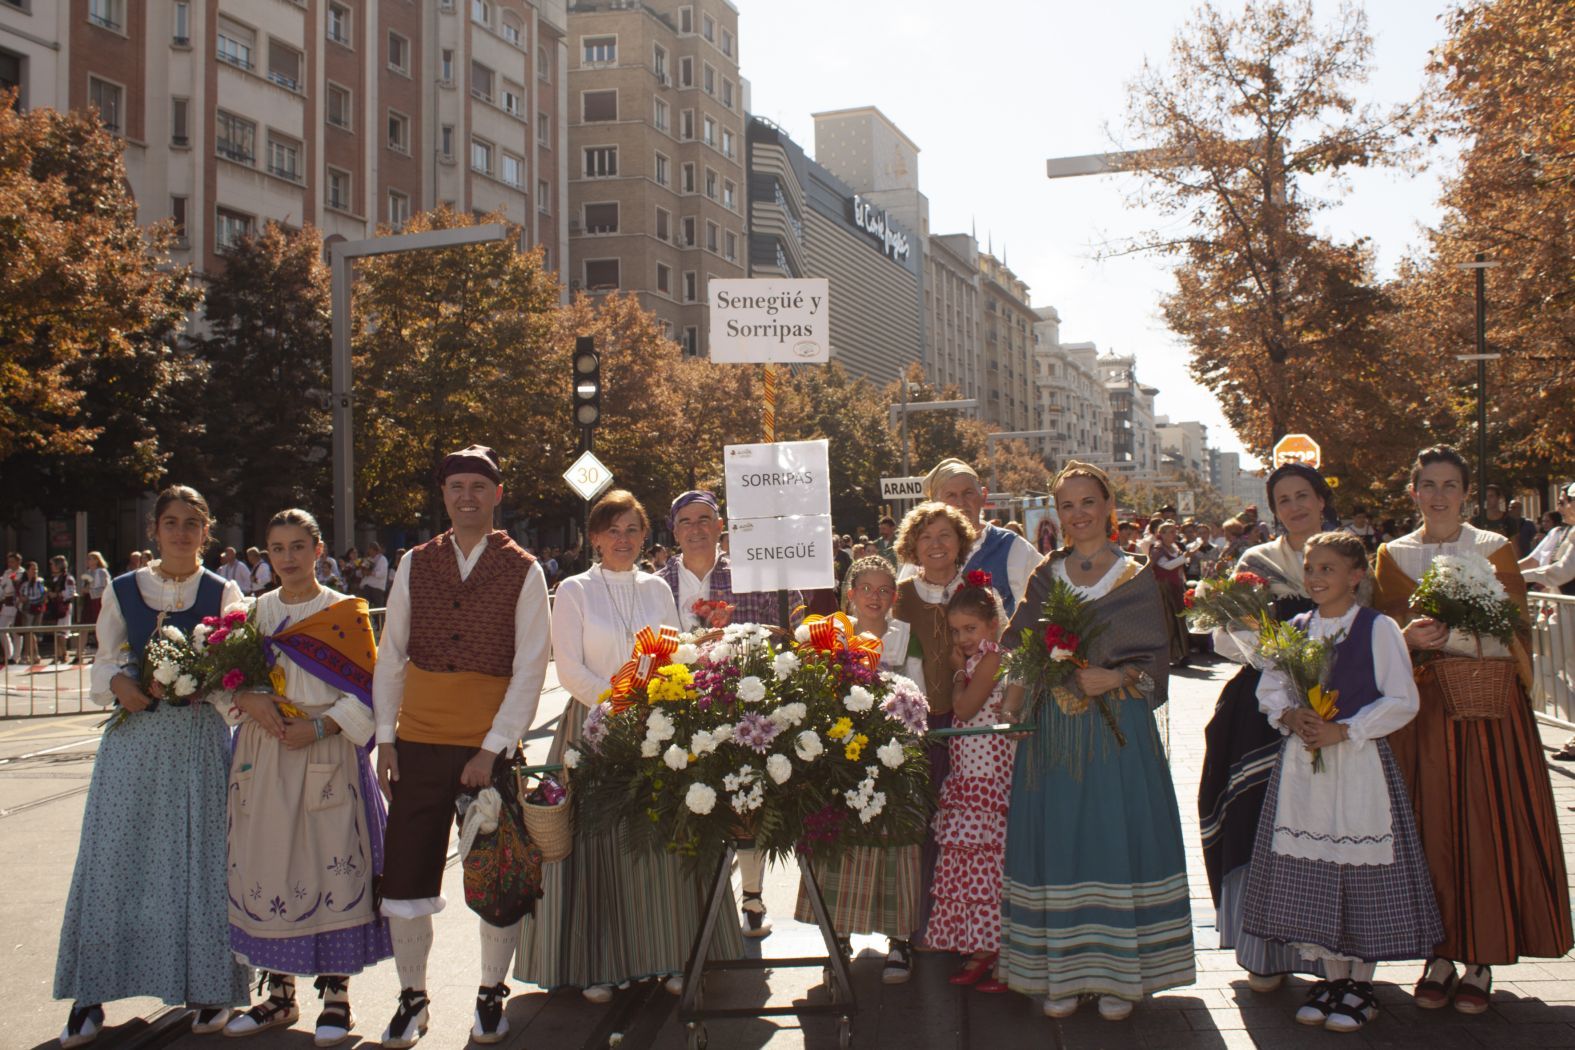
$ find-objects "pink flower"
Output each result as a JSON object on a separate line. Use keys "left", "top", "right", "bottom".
{"left": 223, "top": 610, "right": 248, "bottom": 628}
{"left": 221, "top": 668, "right": 245, "bottom": 690}
{"left": 201, "top": 616, "right": 221, "bottom": 628}
{"left": 206, "top": 627, "right": 231, "bottom": 646}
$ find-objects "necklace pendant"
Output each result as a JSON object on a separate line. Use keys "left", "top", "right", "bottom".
{"left": 1080, "top": 558, "right": 1094, "bottom": 571}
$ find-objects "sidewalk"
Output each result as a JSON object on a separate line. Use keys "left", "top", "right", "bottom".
{"left": 9, "top": 658, "right": 1575, "bottom": 1049}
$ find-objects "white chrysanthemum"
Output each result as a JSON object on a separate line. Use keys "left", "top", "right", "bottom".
{"left": 794, "top": 730, "right": 823, "bottom": 761}
{"left": 767, "top": 702, "right": 807, "bottom": 730}
{"left": 173, "top": 674, "right": 198, "bottom": 698}
{"left": 766, "top": 753, "right": 792, "bottom": 784}
{"left": 663, "top": 744, "right": 690, "bottom": 771}
{"left": 712, "top": 724, "right": 734, "bottom": 744}
{"left": 640, "top": 738, "right": 661, "bottom": 758}
{"left": 794, "top": 624, "right": 811, "bottom": 643}
{"left": 708, "top": 642, "right": 735, "bottom": 664}
{"left": 860, "top": 791, "right": 887, "bottom": 823}
{"left": 772, "top": 651, "right": 801, "bottom": 678}
{"left": 160, "top": 625, "right": 186, "bottom": 642}
{"left": 843, "top": 685, "right": 875, "bottom": 713}
{"left": 221, "top": 597, "right": 254, "bottom": 617}
{"left": 876, "top": 739, "right": 905, "bottom": 769}
{"left": 730, "top": 781, "right": 765, "bottom": 814}
{"left": 685, "top": 782, "right": 717, "bottom": 815}
{"left": 563, "top": 747, "right": 582, "bottom": 770}
{"left": 672, "top": 643, "right": 700, "bottom": 666}
{"left": 689, "top": 729, "right": 718, "bottom": 755}
{"left": 191, "top": 623, "right": 211, "bottom": 645}
{"left": 736, "top": 675, "right": 767, "bottom": 703}
{"left": 152, "top": 661, "right": 178, "bottom": 685}
{"left": 645, "top": 708, "right": 676, "bottom": 743}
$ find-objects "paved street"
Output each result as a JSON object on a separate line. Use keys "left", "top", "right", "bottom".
{"left": 6, "top": 657, "right": 1574, "bottom": 1050}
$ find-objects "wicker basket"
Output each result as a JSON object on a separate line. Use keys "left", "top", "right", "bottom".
{"left": 1432, "top": 655, "right": 1517, "bottom": 721}
{"left": 518, "top": 773, "right": 574, "bottom": 863}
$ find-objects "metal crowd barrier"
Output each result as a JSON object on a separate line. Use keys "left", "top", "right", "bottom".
{"left": 1530, "top": 593, "right": 1575, "bottom": 729}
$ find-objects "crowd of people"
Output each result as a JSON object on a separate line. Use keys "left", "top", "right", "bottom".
{"left": 44, "top": 439, "right": 1575, "bottom": 1049}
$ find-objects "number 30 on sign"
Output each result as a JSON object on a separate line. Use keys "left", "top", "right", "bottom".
{"left": 563, "top": 450, "right": 613, "bottom": 502}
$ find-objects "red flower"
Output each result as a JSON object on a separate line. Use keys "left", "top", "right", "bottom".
{"left": 965, "top": 569, "right": 993, "bottom": 589}
{"left": 206, "top": 626, "right": 230, "bottom": 646}
{"left": 1183, "top": 589, "right": 1196, "bottom": 609}
{"left": 221, "top": 668, "right": 245, "bottom": 691}
{"left": 1233, "top": 572, "right": 1268, "bottom": 588}
{"left": 1064, "top": 632, "right": 1081, "bottom": 651}
{"left": 223, "top": 610, "right": 248, "bottom": 628}
{"left": 201, "top": 616, "right": 221, "bottom": 628}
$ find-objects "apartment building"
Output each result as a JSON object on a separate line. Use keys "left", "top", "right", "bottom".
{"left": 926, "top": 232, "right": 981, "bottom": 399}
{"left": 563, "top": 0, "right": 745, "bottom": 355}
{"left": 1156, "top": 416, "right": 1209, "bottom": 478}
{"left": 0, "top": 0, "right": 569, "bottom": 274}
{"left": 979, "top": 250, "right": 1038, "bottom": 445}
{"left": 1033, "top": 306, "right": 1113, "bottom": 471}
{"left": 1101, "top": 351, "right": 1163, "bottom": 479}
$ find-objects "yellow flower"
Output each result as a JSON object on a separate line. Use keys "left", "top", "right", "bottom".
{"left": 844, "top": 733, "right": 869, "bottom": 761}
{"left": 828, "top": 717, "right": 854, "bottom": 742}
{"left": 1307, "top": 685, "right": 1340, "bottom": 721}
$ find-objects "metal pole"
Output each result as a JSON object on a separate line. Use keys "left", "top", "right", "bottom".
{"left": 330, "top": 250, "right": 353, "bottom": 557}
{"left": 1474, "top": 251, "right": 1488, "bottom": 519}
{"left": 900, "top": 376, "right": 910, "bottom": 480}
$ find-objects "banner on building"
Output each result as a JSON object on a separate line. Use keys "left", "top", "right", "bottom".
{"left": 707, "top": 278, "right": 830, "bottom": 364}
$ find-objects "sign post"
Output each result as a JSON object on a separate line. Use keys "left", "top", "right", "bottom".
{"left": 1272, "top": 434, "right": 1322, "bottom": 469}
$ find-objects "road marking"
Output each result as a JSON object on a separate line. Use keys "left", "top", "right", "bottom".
{"left": 0, "top": 736, "right": 100, "bottom": 766}
{"left": 0, "top": 784, "right": 90, "bottom": 818}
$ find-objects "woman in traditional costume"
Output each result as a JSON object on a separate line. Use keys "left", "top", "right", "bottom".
{"left": 220, "top": 509, "right": 390, "bottom": 1046}
{"left": 55, "top": 486, "right": 252, "bottom": 1048}
{"left": 890, "top": 501, "right": 981, "bottom": 941}
{"left": 794, "top": 555, "right": 924, "bottom": 984}
{"left": 997, "top": 462, "right": 1194, "bottom": 1022}
{"left": 1197, "top": 462, "right": 1333, "bottom": 990}
{"left": 1145, "top": 520, "right": 1191, "bottom": 666}
{"left": 515, "top": 490, "right": 742, "bottom": 1001}
{"left": 1374, "top": 446, "right": 1572, "bottom": 1014}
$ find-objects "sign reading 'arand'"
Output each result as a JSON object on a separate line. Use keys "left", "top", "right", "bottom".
{"left": 707, "top": 278, "right": 830, "bottom": 364}
{"left": 724, "top": 440, "right": 835, "bottom": 593}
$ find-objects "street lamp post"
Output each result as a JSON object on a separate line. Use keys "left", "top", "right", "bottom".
{"left": 888, "top": 398, "right": 979, "bottom": 511}
{"left": 1455, "top": 253, "right": 1502, "bottom": 520}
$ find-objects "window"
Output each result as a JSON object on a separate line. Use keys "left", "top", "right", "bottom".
{"left": 501, "top": 12, "right": 523, "bottom": 45}
{"left": 387, "top": 110, "right": 409, "bottom": 153}
{"left": 88, "top": 0, "right": 122, "bottom": 31}
{"left": 706, "top": 221, "right": 718, "bottom": 252}
{"left": 722, "top": 28, "right": 734, "bottom": 58}
{"left": 584, "top": 259, "right": 619, "bottom": 290}
{"left": 268, "top": 40, "right": 303, "bottom": 91}
{"left": 440, "top": 49, "right": 454, "bottom": 83}
{"left": 682, "top": 217, "right": 696, "bottom": 247}
{"left": 582, "top": 36, "right": 615, "bottom": 65}
{"left": 654, "top": 152, "right": 669, "bottom": 186}
{"left": 170, "top": 97, "right": 189, "bottom": 146}
{"left": 324, "top": 168, "right": 353, "bottom": 210}
{"left": 168, "top": 197, "right": 188, "bottom": 244}
{"left": 172, "top": 2, "right": 190, "bottom": 44}
{"left": 702, "top": 116, "right": 716, "bottom": 147}
{"left": 501, "top": 81, "right": 523, "bottom": 117}
{"left": 680, "top": 109, "right": 694, "bottom": 141}
{"left": 581, "top": 90, "right": 616, "bottom": 122}
{"left": 721, "top": 128, "right": 734, "bottom": 158}
{"left": 655, "top": 208, "right": 670, "bottom": 241}
{"left": 722, "top": 178, "right": 735, "bottom": 209}
{"left": 681, "top": 162, "right": 695, "bottom": 193}
{"left": 724, "top": 230, "right": 737, "bottom": 262}
{"left": 387, "top": 31, "right": 409, "bottom": 75}
{"left": 216, "top": 110, "right": 255, "bottom": 163}
{"left": 583, "top": 146, "right": 616, "bottom": 177}
{"left": 722, "top": 79, "right": 734, "bottom": 109}
{"left": 327, "top": 3, "right": 351, "bottom": 46}
{"left": 439, "top": 124, "right": 454, "bottom": 159}
{"left": 327, "top": 83, "right": 352, "bottom": 129}
{"left": 656, "top": 262, "right": 671, "bottom": 294}
{"left": 679, "top": 56, "right": 693, "bottom": 87}
{"left": 470, "top": 61, "right": 493, "bottom": 101}
{"left": 387, "top": 190, "right": 410, "bottom": 229}
{"left": 470, "top": 136, "right": 493, "bottom": 174}
{"left": 654, "top": 97, "right": 669, "bottom": 132}
{"left": 501, "top": 152, "right": 523, "bottom": 187}
{"left": 703, "top": 63, "right": 714, "bottom": 95}
{"left": 704, "top": 168, "right": 716, "bottom": 199}
{"left": 583, "top": 202, "right": 618, "bottom": 234}
{"left": 216, "top": 18, "right": 254, "bottom": 70}
{"left": 652, "top": 45, "right": 668, "bottom": 81}
{"left": 537, "top": 112, "right": 550, "bottom": 146}
{"left": 215, "top": 207, "right": 253, "bottom": 251}
{"left": 267, "top": 132, "right": 302, "bottom": 181}
{"left": 679, "top": 7, "right": 693, "bottom": 34}
{"left": 702, "top": 13, "right": 715, "bottom": 41}
{"left": 470, "top": 0, "right": 490, "bottom": 27}
{"left": 538, "top": 179, "right": 550, "bottom": 213}
{"left": 537, "top": 45, "right": 549, "bottom": 80}
{"left": 681, "top": 326, "right": 698, "bottom": 355}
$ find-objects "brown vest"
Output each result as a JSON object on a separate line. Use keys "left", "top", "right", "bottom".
{"left": 407, "top": 530, "right": 534, "bottom": 677}
{"left": 893, "top": 578, "right": 954, "bottom": 715}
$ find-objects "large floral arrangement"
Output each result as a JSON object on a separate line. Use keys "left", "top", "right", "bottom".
{"left": 1410, "top": 553, "right": 1522, "bottom": 657}
{"left": 569, "top": 617, "right": 933, "bottom": 873}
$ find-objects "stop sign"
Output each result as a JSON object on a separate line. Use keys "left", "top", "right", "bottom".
{"left": 1273, "top": 434, "right": 1322, "bottom": 469}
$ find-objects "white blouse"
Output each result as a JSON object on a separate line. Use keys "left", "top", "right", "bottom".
{"left": 247, "top": 587, "right": 375, "bottom": 747}
{"left": 91, "top": 566, "right": 245, "bottom": 706}
{"left": 1051, "top": 554, "right": 1133, "bottom": 602}
{"left": 1255, "top": 604, "right": 1419, "bottom": 748}
{"left": 1384, "top": 523, "right": 1508, "bottom": 585}
{"left": 551, "top": 565, "right": 680, "bottom": 707}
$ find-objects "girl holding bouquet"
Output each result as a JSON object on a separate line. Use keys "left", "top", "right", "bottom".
{"left": 55, "top": 486, "right": 252, "bottom": 1048}
{"left": 923, "top": 575, "right": 1019, "bottom": 991}
{"left": 1241, "top": 533, "right": 1441, "bottom": 1033}
{"left": 1197, "top": 462, "right": 1333, "bottom": 989}
{"left": 997, "top": 462, "right": 1193, "bottom": 1022}
{"left": 221, "top": 509, "right": 391, "bottom": 1045}
{"left": 1375, "top": 446, "right": 1572, "bottom": 1013}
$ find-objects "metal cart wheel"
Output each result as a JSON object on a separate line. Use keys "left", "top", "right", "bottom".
{"left": 686, "top": 1022, "right": 708, "bottom": 1050}
{"left": 838, "top": 1017, "right": 853, "bottom": 1049}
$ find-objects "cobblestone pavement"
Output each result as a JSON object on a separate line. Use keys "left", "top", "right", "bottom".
{"left": 11, "top": 657, "right": 1575, "bottom": 1049}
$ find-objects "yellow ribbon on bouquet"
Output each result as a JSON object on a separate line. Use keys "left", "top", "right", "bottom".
{"left": 798, "top": 611, "right": 883, "bottom": 670}
{"left": 608, "top": 625, "right": 681, "bottom": 712}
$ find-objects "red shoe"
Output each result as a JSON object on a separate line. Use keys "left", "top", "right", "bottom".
{"left": 976, "top": 978, "right": 1010, "bottom": 994}
{"left": 948, "top": 955, "right": 997, "bottom": 986}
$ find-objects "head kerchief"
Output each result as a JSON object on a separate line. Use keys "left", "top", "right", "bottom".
{"left": 438, "top": 444, "right": 502, "bottom": 484}
{"left": 924, "top": 457, "right": 980, "bottom": 500}
{"left": 669, "top": 489, "right": 721, "bottom": 529}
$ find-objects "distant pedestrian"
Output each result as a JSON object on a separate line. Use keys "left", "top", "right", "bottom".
{"left": 245, "top": 547, "right": 274, "bottom": 594}
{"left": 46, "top": 555, "right": 78, "bottom": 662}
{"left": 361, "top": 542, "right": 390, "bottom": 608}
{"left": 0, "top": 551, "right": 22, "bottom": 664}
{"left": 17, "top": 561, "right": 45, "bottom": 665}
{"left": 82, "top": 552, "right": 110, "bottom": 632}
{"left": 216, "top": 546, "right": 253, "bottom": 594}
{"left": 341, "top": 547, "right": 362, "bottom": 594}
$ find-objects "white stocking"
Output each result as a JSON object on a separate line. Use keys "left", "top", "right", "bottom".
{"left": 479, "top": 920, "right": 516, "bottom": 986}
{"left": 389, "top": 915, "right": 434, "bottom": 992}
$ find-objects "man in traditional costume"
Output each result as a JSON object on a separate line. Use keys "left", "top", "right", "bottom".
{"left": 898, "top": 458, "right": 1039, "bottom": 614}
{"left": 656, "top": 489, "right": 801, "bottom": 939}
{"left": 372, "top": 445, "right": 552, "bottom": 1048}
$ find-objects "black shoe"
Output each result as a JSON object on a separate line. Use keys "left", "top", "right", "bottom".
{"left": 882, "top": 938, "right": 913, "bottom": 984}
{"left": 312, "top": 975, "right": 353, "bottom": 1048}
{"left": 380, "top": 988, "right": 429, "bottom": 1050}
{"left": 59, "top": 1003, "right": 104, "bottom": 1049}
{"left": 740, "top": 891, "right": 772, "bottom": 938}
{"left": 472, "top": 983, "right": 509, "bottom": 1045}
{"left": 222, "top": 972, "right": 298, "bottom": 1036}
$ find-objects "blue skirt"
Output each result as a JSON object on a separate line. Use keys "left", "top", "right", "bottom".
{"left": 1000, "top": 697, "right": 1196, "bottom": 1000}
{"left": 55, "top": 703, "right": 253, "bottom": 1006}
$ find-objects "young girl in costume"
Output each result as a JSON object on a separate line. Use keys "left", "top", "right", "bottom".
{"left": 1241, "top": 532, "right": 1442, "bottom": 1033}
{"left": 924, "top": 571, "right": 1020, "bottom": 993}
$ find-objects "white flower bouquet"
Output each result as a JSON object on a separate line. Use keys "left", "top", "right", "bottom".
{"left": 569, "top": 617, "right": 934, "bottom": 873}
{"left": 104, "top": 622, "right": 204, "bottom": 732}
{"left": 1409, "top": 552, "right": 1524, "bottom": 719}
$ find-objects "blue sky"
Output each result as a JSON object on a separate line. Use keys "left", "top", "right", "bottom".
{"left": 741, "top": 0, "right": 1457, "bottom": 466}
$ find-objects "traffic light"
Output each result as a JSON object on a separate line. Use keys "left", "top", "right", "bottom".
{"left": 572, "top": 337, "right": 601, "bottom": 428}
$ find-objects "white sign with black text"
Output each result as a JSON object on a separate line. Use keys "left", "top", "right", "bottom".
{"left": 723, "top": 440, "right": 831, "bottom": 521}
{"left": 727, "top": 515, "right": 834, "bottom": 594}
{"left": 707, "top": 278, "right": 830, "bottom": 364}
{"left": 880, "top": 476, "right": 927, "bottom": 500}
